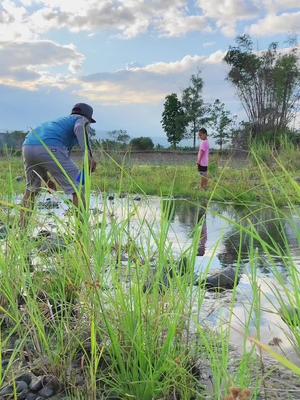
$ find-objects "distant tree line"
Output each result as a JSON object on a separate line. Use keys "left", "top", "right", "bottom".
{"left": 92, "top": 129, "right": 155, "bottom": 151}
{"left": 0, "top": 130, "right": 27, "bottom": 151}
{"left": 161, "top": 34, "right": 300, "bottom": 149}
{"left": 0, "top": 128, "right": 157, "bottom": 152}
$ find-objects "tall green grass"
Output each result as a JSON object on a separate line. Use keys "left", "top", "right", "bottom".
{"left": 0, "top": 145, "right": 300, "bottom": 399}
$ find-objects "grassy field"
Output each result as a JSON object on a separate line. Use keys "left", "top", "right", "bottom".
{"left": 1, "top": 145, "right": 300, "bottom": 206}
{"left": 0, "top": 146, "right": 300, "bottom": 399}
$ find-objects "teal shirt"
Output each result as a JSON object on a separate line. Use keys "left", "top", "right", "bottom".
{"left": 23, "top": 115, "right": 82, "bottom": 151}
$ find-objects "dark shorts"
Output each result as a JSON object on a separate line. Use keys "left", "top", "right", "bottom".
{"left": 198, "top": 165, "right": 208, "bottom": 177}
{"left": 23, "top": 145, "right": 80, "bottom": 194}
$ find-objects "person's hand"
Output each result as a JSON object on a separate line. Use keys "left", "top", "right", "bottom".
{"left": 47, "top": 179, "right": 57, "bottom": 192}
{"left": 90, "top": 158, "right": 97, "bottom": 173}
{"left": 197, "top": 163, "right": 201, "bottom": 172}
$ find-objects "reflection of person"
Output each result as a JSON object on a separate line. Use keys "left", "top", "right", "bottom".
{"left": 197, "top": 128, "right": 209, "bottom": 190}
{"left": 197, "top": 213, "right": 207, "bottom": 256}
{"left": 20, "top": 103, "right": 97, "bottom": 228}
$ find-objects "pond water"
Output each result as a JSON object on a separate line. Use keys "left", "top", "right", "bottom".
{"left": 12, "top": 193, "right": 300, "bottom": 364}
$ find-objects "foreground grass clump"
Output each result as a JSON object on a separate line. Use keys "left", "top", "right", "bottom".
{"left": 0, "top": 150, "right": 300, "bottom": 398}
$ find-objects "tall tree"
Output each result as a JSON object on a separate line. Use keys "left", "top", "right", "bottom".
{"left": 161, "top": 93, "right": 186, "bottom": 149}
{"left": 209, "top": 99, "right": 236, "bottom": 151}
{"left": 182, "top": 72, "right": 208, "bottom": 149}
{"left": 224, "top": 35, "right": 300, "bottom": 138}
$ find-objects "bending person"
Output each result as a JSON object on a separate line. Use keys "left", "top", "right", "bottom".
{"left": 20, "top": 103, "right": 97, "bottom": 228}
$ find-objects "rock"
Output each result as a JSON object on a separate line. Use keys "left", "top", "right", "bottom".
{"left": 2, "top": 359, "right": 9, "bottom": 369}
{"left": 108, "top": 194, "right": 114, "bottom": 201}
{"left": 0, "top": 384, "right": 13, "bottom": 396}
{"left": 0, "top": 381, "right": 28, "bottom": 397}
{"left": 0, "top": 223, "right": 8, "bottom": 239}
{"left": 38, "top": 199, "right": 60, "bottom": 210}
{"left": 25, "top": 393, "right": 38, "bottom": 400}
{"left": 16, "top": 380, "right": 29, "bottom": 392}
{"left": 19, "top": 389, "right": 30, "bottom": 400}
{"left": 38, "top": 386, "right": 56, "bottom": 398}
{"left": 196, "top": 267, "right": 240, "bottom": 291}
{"left": 16, "top": 176, "right": 24, "bottom": 182}
{"left": 30, "top": 377, "right": 44, "bottom": 392}
{"left": 17, "top": 374, "right": 32, "bottom": 385}
{"left": 36, "top": 230, "right": 52, "bottom": 239}
{"left": 134, "top": 196, "right": 141, "bottom": 201}
{"left": 37, "top": 376, "right": 60, "bottom": 398}
{"left": 119, "top": 193, "right": 126, "bottom": 199}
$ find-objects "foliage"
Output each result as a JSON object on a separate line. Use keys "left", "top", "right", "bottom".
{"left": 108, "top": 129, "right": 131, "bottom": 144}
{"left": 101, "top": 129, "right": 131, "bottom": 150}
{"left": 2, "top": 152, "right": 300, "bottom": 398}
{"left": 0, "top": 130, "right": 27, "bottom": 150}
{"left": 224, "top": 35, "right": 300, "bottom": 137}
{"left": 130, "top": 137, "right": 154, "bottom": 150}
{"left": 161, "top": 93, "right": 186, "bottom": 149}
{"left": 209, "top": 99, "right": 236, "bottom": 150}
{"left": 182, "top": 72, "right": 209, "bottom": 149}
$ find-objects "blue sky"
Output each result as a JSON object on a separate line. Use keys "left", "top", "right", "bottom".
{"left": 0, "top": 0, "right": 299, "bottom": 145}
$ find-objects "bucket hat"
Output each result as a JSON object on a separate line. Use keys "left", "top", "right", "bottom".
{"left": 71, "top": 103, "right": 96, "bottom": 123}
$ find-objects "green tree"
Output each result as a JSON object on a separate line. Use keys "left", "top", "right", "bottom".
{"left": 106, "top": 129, "right": 130, "bottom": 148}
{"left": 161, "top": 93, "right": 186, "bottom": 149}
{"left": 182, "top": 72, "right": 208, "bottom": 149}
{"left": 224, "top": 35, "right": 300, "bottom": 138}
{"left": 209, "top": 99, "right": 236, "bottom": 151}
{"left": 130, "top": 137, "right": 154, "bottom": 150}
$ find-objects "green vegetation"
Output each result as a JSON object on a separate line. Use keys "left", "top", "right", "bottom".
{"left": 2, "top": 140, "right": 300, "bottom": 206}
{"left": 225, "top": 35, "right": 300, "bottom": 138}
{"left": 181, "top": 72, "right": 208, "bottom": 150}
{"left": 1, "top": 149, "right": 300, "bottom": 399}
{"left": 129, "top": 136, "right": 154, "bottom": 150}
{"left": 161, "top": 93, "right": 186, "bottom": 149}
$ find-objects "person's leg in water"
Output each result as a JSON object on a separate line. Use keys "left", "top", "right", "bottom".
{"left": 20, "top": 146, "right": 50, "bottom": 229}
{"left": 20, "top": 189, "right": 38, "bottom": 229}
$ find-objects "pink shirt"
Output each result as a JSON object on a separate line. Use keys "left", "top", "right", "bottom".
{"left": 197, "top": 139, "right": 209, "bottom": 167}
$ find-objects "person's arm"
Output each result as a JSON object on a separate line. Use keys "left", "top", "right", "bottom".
{"left": 197, "top": 144, "right": 204, "bottom": 166}
{"left": 198, "top": 150, "right": 205, "bottom": 166}
{"left": 74, "top": 117, "right": 96, "bottom": 172}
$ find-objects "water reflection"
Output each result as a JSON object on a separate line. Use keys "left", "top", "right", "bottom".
{"left": 171, "top": 200, "right": 300, "bottom": 272}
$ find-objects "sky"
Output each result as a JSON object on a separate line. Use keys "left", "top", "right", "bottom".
{"left": 0, "top": 0, "right": 299, "bottom": 146}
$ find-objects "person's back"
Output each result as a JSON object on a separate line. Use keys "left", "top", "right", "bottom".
{"left": 24, "top": 115, "right": 81, "bottom": 151}
{"left": 20, "top": 103, "right": 97, "bottom": 228}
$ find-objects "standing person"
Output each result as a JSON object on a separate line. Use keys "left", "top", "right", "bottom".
{"left": 197, "top": 128, "right": 209, "bottom": 190}
{"left": 20, "top": 103, "right": 97, "bottom": 228}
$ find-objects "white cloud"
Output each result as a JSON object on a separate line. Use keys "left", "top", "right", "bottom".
{"left": 197, "top": 0, "right": 258, "bottom": 36}
{"left": 256, "top": 0, "right": 300, "bottom": 14}
{"left": 1, "top": 0, "right": 299, "bottom": 41}
{"left": 0, "top": 40, "right": 84, "bottom": 89}
{"left": 248, "top": 11, "right": 300, "bottom": 36}
{"left": 130, "top": 51, "right": 225, "bottom": 75}
{"left": 0, "top": 44, "right": 228, "bottom": 102}
{"left": 76, "top": 50, "right": 227, "bottom": 105}
{"left": 0, "top": 0, "right": 213, "bottom": 40}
